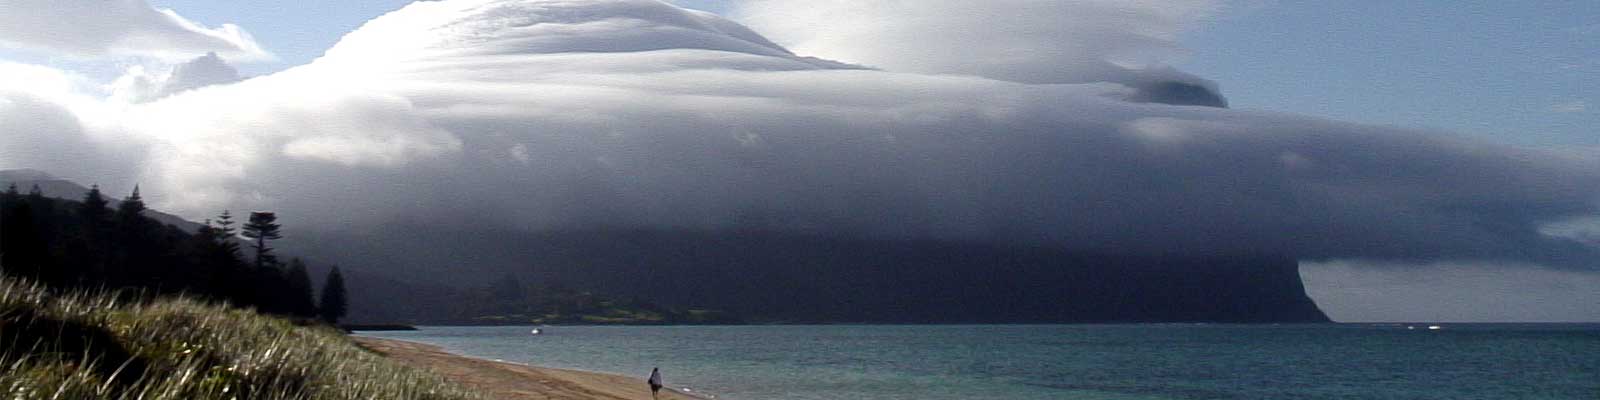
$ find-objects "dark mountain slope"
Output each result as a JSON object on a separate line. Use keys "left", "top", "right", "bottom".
{"left": 297, "top": 227, "right": 1331, "bottom": 324}
{"left": 0, "top": 170, "right": 203, "bottom": 232}
{"left": 3, "top": 169, "right": 1329, "bottom": 323}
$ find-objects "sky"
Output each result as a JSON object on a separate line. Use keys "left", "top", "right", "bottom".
{"left": 1, "top": 0, "right": 1597, "bottom": 322}
{"left": 1179, "top": 0, "right": 1598, "bottom": 147}
{"left": 134, "top": 0, "right": 1597, "bottom": 148}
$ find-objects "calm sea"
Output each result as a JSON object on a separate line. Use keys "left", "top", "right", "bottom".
{"left": 361, "top": 324, "right": 1599, "bottom": 400}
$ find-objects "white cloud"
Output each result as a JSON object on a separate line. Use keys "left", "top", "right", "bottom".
{"left": 0, "top": 0, "right": 270, "bottom": 61}
{"left": 0, "top": 63, "right": 145, "bottom": 188}
{"left": 731, "top": 0, "right": 1221, "bottom": 84}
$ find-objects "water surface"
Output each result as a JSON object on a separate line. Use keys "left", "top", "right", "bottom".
{"left": 363, "top": 324, "right": 1600, "bottom": 399}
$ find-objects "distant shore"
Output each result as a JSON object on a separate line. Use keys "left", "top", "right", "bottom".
{"left": 352, "top": 337, "right": 701, "bottom": 400}
{"left": 342, "top": 324, "right": 418, "bottom": 331}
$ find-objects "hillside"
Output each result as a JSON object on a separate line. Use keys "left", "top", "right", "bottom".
{"left": 0, "top": 170, "right": 203, "bottom": 232}
{"left": 0, "top": 169, "right": 736, "bottom": 326}
{"left": 0, "top": 277, "right": 477, "bottom": 399}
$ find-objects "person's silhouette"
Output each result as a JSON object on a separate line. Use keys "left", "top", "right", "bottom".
{"left": 647, "top": 367, "right": 663, "bottom": 399}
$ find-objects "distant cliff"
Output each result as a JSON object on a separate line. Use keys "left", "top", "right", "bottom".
{"left": 312, "top": 228, "right": 1331, "bottom": 324}
{"left": 523, "top": 231, "right": 1329, "bottom": 323}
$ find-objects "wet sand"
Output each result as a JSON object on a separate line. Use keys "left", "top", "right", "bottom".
{"left": 353, "top": 337, "right": 701, "bottom": 400}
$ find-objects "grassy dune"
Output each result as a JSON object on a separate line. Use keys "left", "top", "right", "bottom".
{"left": 0, "top": 277, "right": 480, "bottom": 400}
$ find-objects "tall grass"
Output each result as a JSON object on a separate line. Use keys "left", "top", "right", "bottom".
{"left": 0, "top": 277, "right": 481, "bottom": 400}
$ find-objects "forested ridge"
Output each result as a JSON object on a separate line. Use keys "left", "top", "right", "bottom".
{"left": 0, "top": 183, "right": 347, "bottom": 323}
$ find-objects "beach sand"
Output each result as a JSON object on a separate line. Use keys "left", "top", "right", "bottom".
{"left": 354, "top": 337, "right": 701, "bottom": 400}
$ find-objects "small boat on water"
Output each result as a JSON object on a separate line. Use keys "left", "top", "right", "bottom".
{"left": 531, "top": 328, "right": 543, "bottom": 335}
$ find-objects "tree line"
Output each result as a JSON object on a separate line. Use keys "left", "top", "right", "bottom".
{"left": 0, "top": 183, "right": 346, "bottom": 323}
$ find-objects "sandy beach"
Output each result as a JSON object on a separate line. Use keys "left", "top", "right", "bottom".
{"left": 353, "top": 337, "right": 701, "bottom": 400}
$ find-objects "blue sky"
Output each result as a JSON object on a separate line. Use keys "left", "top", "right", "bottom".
{"left": 1180, "top": 1, "right": 1598, "bottom": 146}
{"left": 140, "top": 0, "right": 1594, "bottom": 147}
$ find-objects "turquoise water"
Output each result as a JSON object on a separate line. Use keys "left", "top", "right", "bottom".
{"left": 362, "top": 324, "right": 1599, "bottom": 399}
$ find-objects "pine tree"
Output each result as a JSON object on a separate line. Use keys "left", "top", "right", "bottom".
{"left": 77, "top": 185, "right": 111, "bottom": 284}
{"left": 197, "top": 212, "right": 245, "bottom": 302}
{"left": 241, "top": 212, "right": 282, "bottom": 270}
{"left": 25, "top": 185, "right": 52, "bottom": 219}
{"left": 214, "top": 210, "right": 237, "bottom": 238}
{"left": 112, "top": 186, "right": 152, "bottom": 287}
{"left": 79, "top": 185, "right": 110, "bottom": 226}
{"left": 319, "top": 267, "right": 348, "bottom": 324}
{"left": 115, "top": 186, "right": 146, "bottom": 224}
{"left": 285, "top": 259, "right": 318, "bottom": 318}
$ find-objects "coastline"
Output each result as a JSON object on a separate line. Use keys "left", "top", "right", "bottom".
{"left": 352, "top": 337, "right": 702, "bottom": 400}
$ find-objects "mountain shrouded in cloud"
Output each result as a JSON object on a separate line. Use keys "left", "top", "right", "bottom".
{"left": 1, "top": 0, "right": 1598, "bottom": 278}
{"left": 112, "top": 52, "right": 247, "bottom": 103}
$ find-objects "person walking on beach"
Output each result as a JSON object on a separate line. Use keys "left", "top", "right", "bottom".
{"left": 647, "top": 367, "right": 664, "bottom": 399}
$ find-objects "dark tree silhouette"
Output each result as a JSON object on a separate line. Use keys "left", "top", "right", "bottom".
{"left": 1, "top": 202, "right": 45, "bottom": 281}
{"left": 214, "top": 210, "right": 237, "bottom": 238}
{"left": 285, "top": 258, "right": 319, "bottom": 319}
{"left": 25, "top": 185, "right": 53, "bottom": 221}
{"left": 0, "top": 184, "right": 361, "bottom": 321}
{"left": 190, "top": 214, "right": 246, "bottom": 301}
{"left": 74, "top": 185, "right": 111, "bottom": 285}
{"left": 0, "top": 184, "right": 18, "bottom": 273}
{"left": 78, "top": 185, "right": 110, "bottom": 226}
{"left": 250, "top": 262, "right": 292, "bottom": 315}
{"left": 114, "top": 186, "right": 146, "bottom": 222}
{"left": 18, "top": 185, "right": 59, "bottom": 284}
{"left": 319, "top": 267, "right": 348, "bottom": 324}
{"left": 241, "top": 212, "right": 282, "bottom": 270}
{"left": 111, "top": 187, "right": 154, "bottom": 287}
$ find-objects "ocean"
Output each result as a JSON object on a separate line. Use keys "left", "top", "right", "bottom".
{"left": 361, "top": 324, "right": 1599, "bottom": 399}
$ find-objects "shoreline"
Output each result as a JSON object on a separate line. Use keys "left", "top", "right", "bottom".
{"left": 352, "top": 337, "right": 703, "bottom": 400}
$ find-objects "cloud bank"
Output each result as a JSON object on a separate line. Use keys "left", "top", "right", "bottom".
{"left": 0, "top": 0, "right": 269, "bottom": 61}
{"left": 1, "top": 0, "right": 1598, "bottom": 275}
{"left": 732, "top": 0, "right": 1229, "bottom": 107}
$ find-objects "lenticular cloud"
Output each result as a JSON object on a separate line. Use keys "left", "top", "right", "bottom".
{"left": 32, "top": 0, "right": 1600, "bottom": 269}
{"left": 732, "top": 0, "right": 1220, "bottom": 84}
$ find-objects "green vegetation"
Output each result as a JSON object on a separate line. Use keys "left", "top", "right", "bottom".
{"left": 0, "top": 180, "right": 480, "bottom": 398}
{"left": 0, "top": 183, "right": 329, "bottom": 320}
{"left": 448, "top": 274, "right": 740, "bottom": 325}
{"left": 0, "top": 276, "right": 478, "bottom": 400}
